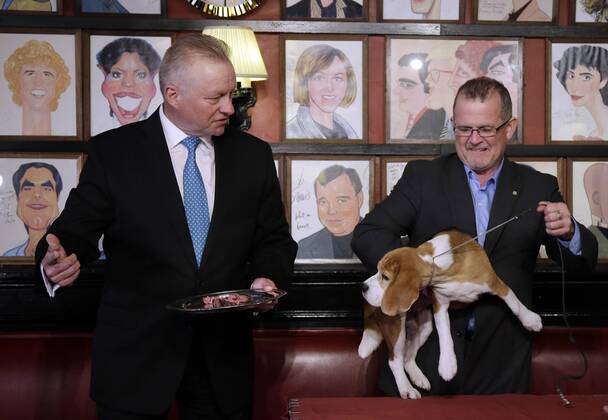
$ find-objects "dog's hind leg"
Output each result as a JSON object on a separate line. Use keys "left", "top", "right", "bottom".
{"left": 499, "top": 289, "right": 543, "bottom": 332}
{"left": 488, "top": 276, "right": 543, "bottom": 332}
{"left": 403, "top": 309, "right": 432, "bottom": 390}
{"left": 389, "top": 314, "right": 422, "bottom": 399}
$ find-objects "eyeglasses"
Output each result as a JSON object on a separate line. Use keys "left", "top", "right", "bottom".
{"left": 453, "top": 118, "right": 512, "bottom": 139}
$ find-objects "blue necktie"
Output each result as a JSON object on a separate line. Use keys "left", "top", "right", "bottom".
{"left": 182, "top": 136, "right": 210, "bottom": 266}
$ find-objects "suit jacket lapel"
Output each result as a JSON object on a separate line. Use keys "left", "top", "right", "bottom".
{"left": 138, "top": 110, "right": 198, "bottom": 270}
{"left": 484, "top": 159, "right": 521, "bottom": 256}
{"left": 442, "top": 155, "right": 477, "bottom": 238}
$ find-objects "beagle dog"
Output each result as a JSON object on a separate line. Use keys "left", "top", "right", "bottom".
{"left": 358, "top": 229, "right": 542, "bottom": 399}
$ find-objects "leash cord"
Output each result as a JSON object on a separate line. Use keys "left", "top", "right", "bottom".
{"left": 554, "top": 238, "right": 588, "bottom": 408}
{"left": 432, "top": 208, "right": 533, "bottom": 260}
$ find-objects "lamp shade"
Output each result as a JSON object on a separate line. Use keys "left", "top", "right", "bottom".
{"left": 202, "top": 26, "right": 268, "bottom": 88}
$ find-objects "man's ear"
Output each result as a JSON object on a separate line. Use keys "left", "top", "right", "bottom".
{"left": 357, "top": 191, "right": 363, "bottom": 209}
{"left": 506, "top": 117, "right": 518, "bottom": 140}
{"left": 163, "top": 84, "right": 179, "bottom": 108}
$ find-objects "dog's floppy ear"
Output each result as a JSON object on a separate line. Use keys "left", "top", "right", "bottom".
{"left": 380, "top": 263, "right": 422, "bottom": 317}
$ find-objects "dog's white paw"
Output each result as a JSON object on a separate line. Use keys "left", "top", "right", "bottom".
{"left": 438, "top": 353, "right": 457, "bottom": 381}
{"left": 358, "top": 329, "right": 382, "bottom": 359}
{"left": 404, "top": 360, "right": 431, "bottom": 391}
{"left": 521, "top": 311, "right": 543, "bottom": 332}
{"left": 399, "top": 386, "right": 422, "bottom": 400}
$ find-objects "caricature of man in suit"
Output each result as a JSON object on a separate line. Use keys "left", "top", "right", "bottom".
{"left": 297, "top": 164, "right": 363, "bottom": 259}
{"left": 37, "top": 34, "right": 297, "bottom": 420}
{"left": 353, "top": 77, "right": 597, "bottom": 396}
{"left": 3, "top": 162, "right": 61, "bottom": 257}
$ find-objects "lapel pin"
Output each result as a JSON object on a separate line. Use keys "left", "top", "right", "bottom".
{"left": 512, "top": 190, "right": 518, "bottom": 196}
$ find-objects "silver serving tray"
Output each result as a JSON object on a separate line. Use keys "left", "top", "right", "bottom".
{"left": 166, "top": 288, "right": 286, "bottom": 314}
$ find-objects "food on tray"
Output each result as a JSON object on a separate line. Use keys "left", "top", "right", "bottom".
{"left": 202, "top": 293, "right": 252, "bottom": 309}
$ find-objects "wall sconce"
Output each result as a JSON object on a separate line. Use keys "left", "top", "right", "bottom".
{"left": 202, "top": 26, "right": 268, "bottom": 131}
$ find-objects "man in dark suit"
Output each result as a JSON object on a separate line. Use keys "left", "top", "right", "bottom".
{"left": 36, "top": 34, "right": 297, "bottom": 420}
{"left": 297, "top": 164, "right": 362, "bottom": 260}
{"left": 352, "top": 77, "right": 598, "bottom": 396}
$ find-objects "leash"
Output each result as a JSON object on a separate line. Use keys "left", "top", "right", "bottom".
{"left": 432, "top": 207, "right": 533, "bottom": 260}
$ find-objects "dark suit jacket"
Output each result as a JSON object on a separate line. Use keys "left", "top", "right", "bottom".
{"left": 352, "top": 154, "right": 597, "bottom": 395}
{"left": 36, "top": 109, "right": 297, "bottom": 415}
{"left": 406, "top": 108, "right": 446, "bottom": 140}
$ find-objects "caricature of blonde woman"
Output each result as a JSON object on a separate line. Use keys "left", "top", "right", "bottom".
{"left": 4, "top": 40, "right": 70, "bottom": 136}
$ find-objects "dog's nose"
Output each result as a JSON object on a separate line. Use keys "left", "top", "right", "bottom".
{"left": 361, "top": 283, "right": 368, "bottom": 293}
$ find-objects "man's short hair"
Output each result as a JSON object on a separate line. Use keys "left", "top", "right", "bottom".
{"left": 453, "top": 76, "right": 512, "bottom": 121}
{"left": 12, "top": 162, "right": 63, "bottom": 197}
{"left": 398, "top": 52, "right": 430, "bottom": 93}
{"left": 159, "top": 34, "right": 231, "bottom": 93}
{"left": 315, "top": 164, "right": 362, "bottom": 195}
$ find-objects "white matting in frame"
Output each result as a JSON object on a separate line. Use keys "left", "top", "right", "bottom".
{"left": 80, "top": 0, "right": 163, "bottom": 14}
{"left": 0, "top": 154, "right": 81, "bottom": 261}
{"left": 387, "top": 37, "right": 522, "bottom": 143}
{"left": 574, "top": 0, "right": 608, "bottom": 23}
{"left": 89, "top": 34, "right": 171, "bottom": 137}
{"left": 476, "top": 0, "right": 554, "bottom": 22}
{"left": 571, "top": 159, "right": 608, "bottom": 259}
{"left": 290, "top": 158, "right": 371, "bottom": 263}
{"left": 284, "top": 36, "right": 366, "bottom": 142}
{"left": 0, "top": 32, "right": 78, "bottom": 138}
{"left": 549, "top": 42, "right": 608, "bottom": 142}
{"left": 382, "top": 0, "right": 460, "bottom": 21}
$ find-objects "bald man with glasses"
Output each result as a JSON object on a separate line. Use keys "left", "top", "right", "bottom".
{"left": 352, "top": 76, "right": 597, "bottom": 397}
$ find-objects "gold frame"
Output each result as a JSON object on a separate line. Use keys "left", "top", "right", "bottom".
{"left": 189, "top": 0, "right": 262, "bottom": 18}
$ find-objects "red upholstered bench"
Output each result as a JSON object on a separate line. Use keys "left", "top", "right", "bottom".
{"left": 0, "top": 327, "right": 606, "bottom": 420}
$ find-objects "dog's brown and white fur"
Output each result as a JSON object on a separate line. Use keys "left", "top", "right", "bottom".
{"left": 358, "top": 229, "right": 542, "bottom": 399}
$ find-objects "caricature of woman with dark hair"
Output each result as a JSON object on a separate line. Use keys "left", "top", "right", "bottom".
{"left": 554, "top": 44, "right": 608, "bottom": 140}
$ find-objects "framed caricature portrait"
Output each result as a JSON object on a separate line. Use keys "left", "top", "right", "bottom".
{"left": 287, "top": 156, "right": 372, "bottom": 263}
{"left": 380, "top": 0, "right": 461, "bottom": 22}
{"left": 78, "top": 0, "right": 165, "bottom": 15}
{"left": 0, "top": 153, "right": 82, "bottom": 263}
{"left": 0, "top": 30, "right": 80, "bottom": 140}
{"left": 0, "top": 0, "right": 61, "bottom": 14}
{"left": 382, "top": 156, "right": 433, "bottom": 197}
{"left": 512, "top": 157, "right": 561, "bottom": 259}
{"left": 86, "top": 33, "right": 172, "bottom": 138}
{"left": 386, "top": 37, "right": 522, "bottom": 143}
{"left": 474, "top": 0, "right": 556, "bottom": 23}
{"left": 570, "top": 158, "right": 608, "bottom": 261}
{"left": 548, "top": 41, "right": 608, "bottom": 143}
{"left": 283, "top": 0, "right": 366, "bottom": 20}
{"left": 572, "top": 0, "right": 608, "bottom": 24}
{"left": 282, "top": 35, "right": 367, "bottom": 143}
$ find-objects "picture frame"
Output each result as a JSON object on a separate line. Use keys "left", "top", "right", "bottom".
{"left": 282, "top": 35, "right": 367, "bottom": 144}
{"left": 282, "top": 0, "right": 367, "bottom": 21}
{"left": 287, "top": 155, "right": 373, "bottom": 263}
{"left": 572, "top": 0, "right": 608, "bottom": 24}
{"left": 381, "top": 156, "right": 433, "bottom": 197}
{"left": 85, "top": 32, "right": 172, "bottom": 138}
{"left": 512, "top": 157, "right": 562, "bottom": 259}
{"left": 0, "top": 0, "right": 61, "bottom": 14}
{"left": 547, "top": 40, "right": 608, "bottom": 143}
{"left": 473, "top": 0, "right": 556, "bottom": 23}
{"left": 386, "top": 37, "right": 523, "bottom": 143}
{"left": 0, "top": 153, "right": 83, "bottom": 264}
{"left": 0, "top": 29, "right": 81, "bottom": 140}
{"left": 380, "top": 0, "right": 462, "bottom": 23}
{"left": 77, "top": 0, "right": 166, "bottom": 16}
{"left": 569, "top": 158, "right": 608, "bottom": 262}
